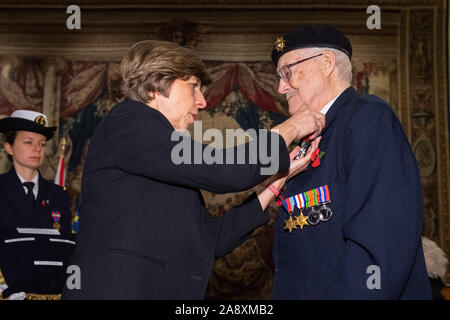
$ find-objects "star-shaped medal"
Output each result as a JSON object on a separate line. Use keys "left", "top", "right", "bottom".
{"left": 284, "top": 215, "right": 297, "bottom": 233}
{"left": 295, "top": 212, "right": 309, "bottom": 230}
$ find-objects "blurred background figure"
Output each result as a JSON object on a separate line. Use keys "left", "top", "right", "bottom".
{"left": 422, "top": 236, "right": 448, "bottom": 300}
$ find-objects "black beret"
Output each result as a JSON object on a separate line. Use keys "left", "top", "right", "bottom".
{"left": 271, "top": 24, "right": 352, "bottom": 66}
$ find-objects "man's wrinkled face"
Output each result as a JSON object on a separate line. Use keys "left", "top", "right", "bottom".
{"left": 277, "top": 49, "right": 326, "bottom": 115}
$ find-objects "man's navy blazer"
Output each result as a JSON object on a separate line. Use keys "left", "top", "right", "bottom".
{"left": 62, "top": 100, "right": 289, "bottom": 299}
{"left": 272, "top": 87, "right": 432, "bottom": 299}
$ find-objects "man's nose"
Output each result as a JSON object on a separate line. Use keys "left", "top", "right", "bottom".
{"left": 277, "top": 79, "right": 291, "bottom": 95}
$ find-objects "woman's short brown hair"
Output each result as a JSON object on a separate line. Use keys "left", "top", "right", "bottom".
{"left": 120, "top": 40, "right": 211, "bottom": 103}
{"left": 2, "top": 130, "right": 16, "bottom": 162}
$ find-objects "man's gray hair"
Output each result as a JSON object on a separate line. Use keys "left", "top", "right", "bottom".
{"left": 301, "top": 47, "right": 353, "bottom": 84}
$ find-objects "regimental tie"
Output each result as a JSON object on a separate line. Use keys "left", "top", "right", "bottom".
{"left": 282, "top": 185, "right": 332, "bottom": 233}
{"left": 23, "top": 182, "right": 35, "bottom": 207}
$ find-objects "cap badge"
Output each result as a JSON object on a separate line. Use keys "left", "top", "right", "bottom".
{"left": 34, "top": 115, "right": 46, "bottom": 126}
{"left": 274, "top": 37, "right": 286, "bottom": 52}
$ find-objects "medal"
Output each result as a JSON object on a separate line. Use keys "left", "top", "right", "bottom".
{"left": 280, "top": 185, "right": 332, "bottom": 230}
{"left": 282, "top": 197, "right": 297, "bottom": 233}
{"left": 318, "top": 204, "right": 333, "bottom": 221}
{"left": 51, "top": 211, "right": 61, "bottom": 230}
{"left": 307, "top": 208, "right": 321, "bottom": 225}
{"left": 294, "top": 138, "right": 312, "bottom": 160}
{"left": 295, "top": 212, "right": 309, "bottom": 230}
{"left": 284, "top": 215, "right": 297, "bottom": 233}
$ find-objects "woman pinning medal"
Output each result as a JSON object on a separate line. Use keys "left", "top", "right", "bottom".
{"left": 0, "top": 110, "right": 74, "bottom": 299}
{"left": 62, "top": 40, "right": 324, "bottom": 299}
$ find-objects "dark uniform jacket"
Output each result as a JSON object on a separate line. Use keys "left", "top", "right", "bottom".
{"left": 0, "top": 168, "right": 74, "bottom": 296}
{"left": 62, "top": 100, "right": 289, "bottom": 299}
{"left": 272, "top": 87, "right": 432, "bottom": 299}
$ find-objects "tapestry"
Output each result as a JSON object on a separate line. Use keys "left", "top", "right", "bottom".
{"left": 0, "top": 0, "right": 448, "bottom": 299}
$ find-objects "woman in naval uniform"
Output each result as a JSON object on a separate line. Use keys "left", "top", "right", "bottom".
{"left": 0, "top": 110, "right": 74, "bottom": 300}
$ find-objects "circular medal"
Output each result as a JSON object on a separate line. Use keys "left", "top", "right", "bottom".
{"left": 53, "top": 221, "right": 60, "bottom": 230}
{"left": 307, "top": 208, "right": 320, "bottom": 225}
{"left": 319, "top": 205, "right": 333, "bottom": 221}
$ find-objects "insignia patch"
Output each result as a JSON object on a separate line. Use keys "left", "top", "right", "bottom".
{"left": 34, "top": 115, "right": 46, "bottom": 126}
{"left": 274, "top": 37, "right": 286, "bottom": 52}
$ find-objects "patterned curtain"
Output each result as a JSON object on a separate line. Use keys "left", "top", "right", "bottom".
{"left": 60, "top": 62, "right": 122, "bottom": 118}
{"left": 0, "top": 57, "right": 44, "bottom": 115}
{"left": 204, "top": 62, "right": 287, "bottom": 115}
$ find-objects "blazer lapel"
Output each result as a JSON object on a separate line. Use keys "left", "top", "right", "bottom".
{"left": 322, "top": 86, "right": 359, "bottom": 136}
{"left": 36, "top": 172, "right": 50, "bottom": 204}
{"left": 36, "top": 172, "right": 53, "bottom": 218}
{"left": 3, "top": 168, "right": 32, "bottom": 221}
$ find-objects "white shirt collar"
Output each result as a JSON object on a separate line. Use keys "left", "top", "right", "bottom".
{"left": 16, "top": 171, "right": 39, "bottom": 198}
{"left": 320, "top": 93, "right": 341, "bottom": 115}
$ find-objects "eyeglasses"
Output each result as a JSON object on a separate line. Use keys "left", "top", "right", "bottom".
{"left": 277, "top": 53, "right": 323, "bottom": 82}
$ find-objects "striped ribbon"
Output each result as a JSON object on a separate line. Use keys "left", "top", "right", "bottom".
{"left": 282, "top": 185, "right": 330, "bottom": 213}
{"left": 51, "top": 211, "right": 61, "bottom": 222}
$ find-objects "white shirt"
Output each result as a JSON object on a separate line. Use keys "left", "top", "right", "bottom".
{"left": 16, "top": 171, "right": 39, "bottom": 199}
{"left": 320, "top": 93, "right": 341, "bottom": 115}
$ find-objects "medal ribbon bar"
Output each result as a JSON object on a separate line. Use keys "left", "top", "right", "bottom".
{"left": 282, "top": 185, "right": 330, "bottom": 212}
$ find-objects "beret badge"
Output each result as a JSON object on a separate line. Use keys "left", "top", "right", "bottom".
{"left": 274, "top": 37, "right": 286, "bottom": 52}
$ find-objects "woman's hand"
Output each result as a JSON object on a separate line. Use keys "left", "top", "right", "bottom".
{"left": 272, "top": 109, "right": 325, "bottom": 147}
{"left": 257, "top": 137, "right": 321, "bottom": 210}
{"left": 275, "top": 136, "right": 322, "bottom": 186}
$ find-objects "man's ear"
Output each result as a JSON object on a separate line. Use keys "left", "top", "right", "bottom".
{"left": 322, "top": 51, "right": 336, "bottom": 77}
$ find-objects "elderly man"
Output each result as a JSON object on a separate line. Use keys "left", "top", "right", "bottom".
{"left": 270, "top": 24, "right": 431, "bottom": 299}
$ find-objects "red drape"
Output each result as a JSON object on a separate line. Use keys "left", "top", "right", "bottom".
{"left": 1, "top": 58, "right": 284, "bottom": 118}
{"left": 204, "top": 63, "right": 282, "bottom": 114}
